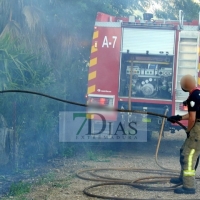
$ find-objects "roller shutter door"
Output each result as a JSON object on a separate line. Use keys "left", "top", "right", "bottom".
{"left": 122, "top": 28, "right": 175, "bottom": 55}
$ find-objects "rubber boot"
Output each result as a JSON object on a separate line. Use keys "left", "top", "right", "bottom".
{"left": 174, "top": 187, "right": 195, "bottom": 194}
{"left": 170, "top": 177, "right": 182, "bottom": 184}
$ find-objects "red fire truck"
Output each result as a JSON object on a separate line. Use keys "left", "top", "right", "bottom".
{"left": 86, "top": 10, "right": 200, "bottom": 140}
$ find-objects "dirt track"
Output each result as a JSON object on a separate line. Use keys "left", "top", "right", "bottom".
{"left": 2, "top": 130, "right": 200, "bottom": 200}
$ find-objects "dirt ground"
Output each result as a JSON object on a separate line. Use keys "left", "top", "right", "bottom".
{"left": 2, "top": 130, "right": 200, "bottom": 200}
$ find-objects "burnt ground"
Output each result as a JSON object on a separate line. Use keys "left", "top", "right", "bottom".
{"left": 1, "top": 130, "right": 200, "bottom": 200}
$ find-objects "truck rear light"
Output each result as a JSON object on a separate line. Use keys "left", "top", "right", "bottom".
{"left": 179, "top": 103, "right": 188, "bottom": 111}
{"left": 88, "top": 96, "right": 114, "bottom": 107}
{"left": 99, "top": 98, "right": 106, "bottom": 105}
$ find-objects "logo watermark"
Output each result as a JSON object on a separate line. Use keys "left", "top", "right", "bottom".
{"left": 59, "top": 111, "right": 147, "bottom": 142}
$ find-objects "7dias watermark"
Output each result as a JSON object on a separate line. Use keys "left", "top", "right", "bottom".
{"left": 59, "top": 111, "right": 147, "bottom": 142}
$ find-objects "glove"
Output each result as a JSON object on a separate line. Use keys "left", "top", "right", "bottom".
{"left": 183, "top": 100, "right": 187, "bottom": 106}
{"left": 167, "top": 115, "right": 182, "bottom": 123}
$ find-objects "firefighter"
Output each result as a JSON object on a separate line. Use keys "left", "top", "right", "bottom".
{"left": 167, "top": 74, "right": 200, "bottom": 194}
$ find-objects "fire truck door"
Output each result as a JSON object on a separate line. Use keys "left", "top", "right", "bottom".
{"left": 122, "top": 28, "right": 175, "bottom": 55}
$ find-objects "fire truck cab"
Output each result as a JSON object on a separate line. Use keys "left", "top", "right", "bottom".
{"left": 86, "top": 10, "right": 200, "bottom": 140}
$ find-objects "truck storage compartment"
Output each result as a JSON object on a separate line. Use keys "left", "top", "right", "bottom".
{"left": 119, "top": 54, "right": 174, "bottom": 100}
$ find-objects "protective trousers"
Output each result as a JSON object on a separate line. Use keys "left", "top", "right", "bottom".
{"left": 179, "top": 122, "right": 200, "bottom": 189}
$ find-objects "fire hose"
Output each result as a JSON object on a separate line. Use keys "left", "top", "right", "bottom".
{"left": 0, "top": 89, "right": 187, "bottom": 130}
{"left": 76, "top": 110, "right": 200, "bottom": 199}
{"left": 0, "top": 90, "right": 199, "bottom": 199}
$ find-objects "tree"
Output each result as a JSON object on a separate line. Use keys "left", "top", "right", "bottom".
{"left": 153, "top": 0, "right": 200, "bottom": 21}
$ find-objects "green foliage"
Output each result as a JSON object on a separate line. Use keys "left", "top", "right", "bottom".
{"left": 86, "top": 149, "right": 113, "bottom": 162}
{"left": 86, "top": 150, "right": 99, "bottom": 161}
{"left": 154, "top": 0, "right": 200, "bottom": 21}
{"left": 35, "top": 172, "right": 73, "bottom": 189}
{"left": 83, "top": 145, "right": 113, "bottom": 162}
{"left": 0, "top": 34, "right": 52, "bottom": 89}
{"left": 0, "top": 33, "right": 58, "bottom": 165}
{"left": 9, "top": 181, "right": 31, "bottom": 196}
{"left": 36, "top": 172, "right": 57, "bottom": 185}
{"left": 62, "top": 145, "right": 76, "bottom": 158}
{"left": 3, "top": 172, "right": 73, "bottom": 199}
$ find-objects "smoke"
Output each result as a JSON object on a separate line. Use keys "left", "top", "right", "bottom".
{"left": 0, "top": 1, "right": 186, "bottom": 198}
